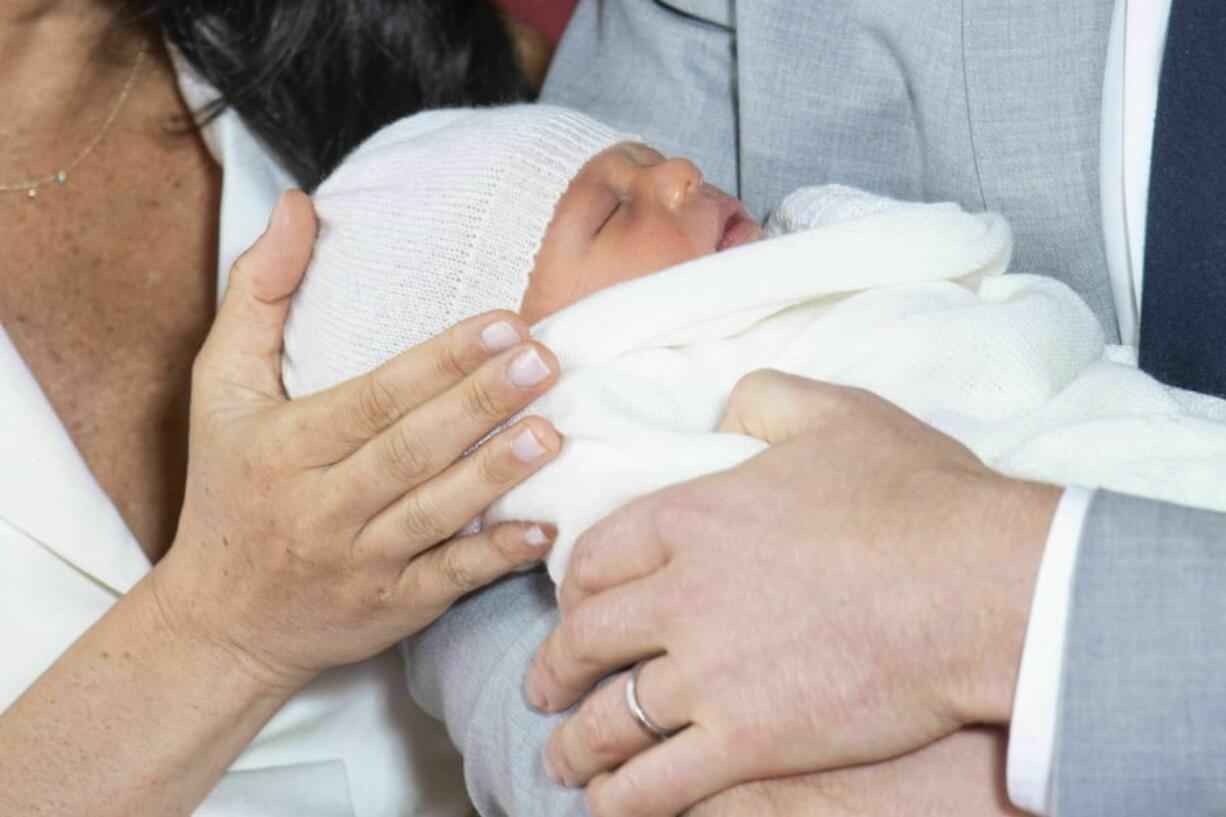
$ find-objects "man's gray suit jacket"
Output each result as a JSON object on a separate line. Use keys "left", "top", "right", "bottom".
{"left": 405, "top": 2, "right": 1226, "bottom": 814}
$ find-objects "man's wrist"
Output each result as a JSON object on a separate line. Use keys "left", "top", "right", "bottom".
{"left": 949, "top": 473, "right": 1061, "bottom": 726}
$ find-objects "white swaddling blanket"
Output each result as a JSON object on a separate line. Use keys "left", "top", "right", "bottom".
{"left": 482, "top": 186, "right": 1226, "bottom": 584}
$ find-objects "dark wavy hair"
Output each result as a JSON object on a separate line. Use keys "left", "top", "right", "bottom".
{"left": 150, "top": 0, "right": 529, "bottom": 190}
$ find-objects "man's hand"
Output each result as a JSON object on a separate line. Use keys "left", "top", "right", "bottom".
{"left": 524, "top": 371, "right": 1060, "bottom": 817}
{"left": 688, "top": 728, "right": 1025, "bottom": 817}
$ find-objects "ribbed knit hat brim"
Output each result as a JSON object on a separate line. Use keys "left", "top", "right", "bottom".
{"left": 282, "top": 105, "right": 637, "bottom": 398}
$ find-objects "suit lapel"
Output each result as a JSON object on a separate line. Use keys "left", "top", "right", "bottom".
{"left": 0, "top": 326, "right": 150, "bottom": 596}
{"left": 961, "top": 0, "right": 1120, "bottom": 337}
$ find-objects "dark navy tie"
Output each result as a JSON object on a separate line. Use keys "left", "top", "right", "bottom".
{"left": 1139, "top": 0, "right": 1226, "bottom": 398}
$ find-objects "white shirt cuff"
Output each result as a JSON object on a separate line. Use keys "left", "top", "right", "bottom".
{"left": 1006, "top": 485, "right": 1095, "bottom": 816}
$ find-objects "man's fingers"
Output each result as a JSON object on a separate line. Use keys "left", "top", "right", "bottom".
{"left": 585, "top": 727, "right": 739, "bottom": 817}
{"left": 399, "top": 521, "right": 556, "bottom": 613}
{"left": 358, "top": 416, "right": 561, "bottom": 558}
{"left": 197, "top": 191, "right": 316, "bottom": 403}
{"left": 336, "top": 342, "right": 559, "bottom": 510}
{"left": 296, "top": 311, "right": 531, "bottom": 458}
{"left": 543, "top": 658, "right": 689, "bottom": 788}
{"left": 528, "top": 577, "right": 668, "bottom": 712}
{"left": 560, "top": 497, "right": 672, "bottom": 613}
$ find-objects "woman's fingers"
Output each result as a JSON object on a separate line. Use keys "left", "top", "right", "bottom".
{"left": 196, "top": 191, "right": 317, "bottom": 405}
{"left": 359, "top": 416, "right": 562, "bottom": 559}
{"left": 585, "top": 727, "right": 739, "bottom": 817}
{"left": 543, "top": 658, "right": 689, "bottom": 788}
{"left": 527, "top": 576, "right": 668, "bottom": 712}
{"left": 294, "top": 311, "right": 531, "bottom": 461}
{"left": 400, "top": 520, "right": 557, "bottom": 614}
{"left": 338, "top": 342, "right": 559, "bottom": 513}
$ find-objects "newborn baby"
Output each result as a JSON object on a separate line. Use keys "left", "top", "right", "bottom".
{"left": 282, "top": 104, "right": 760, "bottom": 398}
{"left": 284, "top": 104, "right": 1226, "bottom": 585}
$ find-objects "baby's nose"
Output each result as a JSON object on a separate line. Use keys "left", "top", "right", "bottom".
{"left": 649, "top": 158, "right": 704, "bottom": 210}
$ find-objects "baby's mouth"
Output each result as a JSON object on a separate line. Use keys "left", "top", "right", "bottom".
{"left": 716, "top": 198, "right": 762, "bottom": 252}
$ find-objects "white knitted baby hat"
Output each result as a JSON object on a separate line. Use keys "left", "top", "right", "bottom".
{"left": 282, "top": 104, "right": 636, "bottom": 398}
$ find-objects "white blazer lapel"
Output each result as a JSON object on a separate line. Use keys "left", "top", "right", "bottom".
{"left": 210, "top": 108, "right": 296, "bottom": 300}
{"left": 0, "top": 59, "right": 292, "bottom": 599}
{"left": 172, "top": 43, "right": 294, "bottom": 302}
{"left": 0, "top": 326, "right": 150, "bottom": 595}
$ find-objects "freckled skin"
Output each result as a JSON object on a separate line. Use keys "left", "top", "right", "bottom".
{"left": 0, "top": 44, "right": 221, "bottom": 564}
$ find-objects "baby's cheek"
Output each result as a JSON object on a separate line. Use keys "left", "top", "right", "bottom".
{"left": 525, "top": 225, "right": 715, "bottom": 322}
{"left": 643, "top": 225, "right": 716, "bottom": 275}
{"left": 521, "top": 262, "right": 586, "bottom": 324}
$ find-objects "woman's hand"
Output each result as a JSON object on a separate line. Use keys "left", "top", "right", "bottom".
{"left": 524, "top": 370, "right": 1059, "bottom": 817}
{"left": 1, "top": 190, "right": 563, "bottom": 817}
{"left": 153, "top": 191, "right": 563, "bottom": 689}
{"left": 688, "top": 728, "right": 1024, "bottom": 817}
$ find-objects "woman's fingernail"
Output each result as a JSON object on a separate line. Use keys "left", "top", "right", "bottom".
{"left": 508, "top": 347, "right": 551, "bottom": 388}
{"left": 524, "top": 525, "right": 555, "bottom": 547}
{"left": 480, "top": 320, "right": 520, "bottom": 353}
{"left": 512, "top": 428, "right": 548, "bottom": 462}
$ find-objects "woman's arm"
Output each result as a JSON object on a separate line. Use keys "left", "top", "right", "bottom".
{"left": 0, "top": 579, "right": 295, "bottom": 816}
{"left": 0, "top": 193, "right": 563, "bottom": 816}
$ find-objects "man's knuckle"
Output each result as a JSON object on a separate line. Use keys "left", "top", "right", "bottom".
{"left": 569, "top": 544, "right": 600, "bottom": 591}
{"left": 546, "top": 744, "right": 578, "bottom": 788}
{"left": 559, "top": 613, "right": 597, "bottom": 668}
{"left": 579, "top": 705, "right": 622, "bottom": 758}
{"left": 652, "top": 491, "right": 707, "bottom": 545}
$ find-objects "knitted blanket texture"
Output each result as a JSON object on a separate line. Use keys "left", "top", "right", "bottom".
{"left": 479, "top": 186, "right": 1226, "bottom": 582}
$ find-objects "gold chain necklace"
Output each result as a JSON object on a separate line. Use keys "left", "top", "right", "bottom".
{"left": 0, "top": 46, "right": 149, "bottom": 200}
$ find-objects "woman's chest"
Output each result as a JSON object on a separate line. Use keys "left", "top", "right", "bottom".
{"left": 0, "top": 139, "right": 220, "bottom": 562}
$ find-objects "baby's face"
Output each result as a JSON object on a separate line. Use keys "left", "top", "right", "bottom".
{"left": 522, "top": 143, "right": 762, "bottom": 322}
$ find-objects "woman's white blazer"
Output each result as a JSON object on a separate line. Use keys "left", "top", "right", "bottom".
{"left": 0, "top": 59, "right": 471, "bottom": 817}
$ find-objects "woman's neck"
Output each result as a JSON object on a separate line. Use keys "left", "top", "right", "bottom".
{"left": 0, "top": 1, "right": 150, "bottom": 158}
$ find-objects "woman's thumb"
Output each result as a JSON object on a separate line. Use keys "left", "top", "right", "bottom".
{"left": 196, "top": 190, "right": 317, "bottom": 405}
